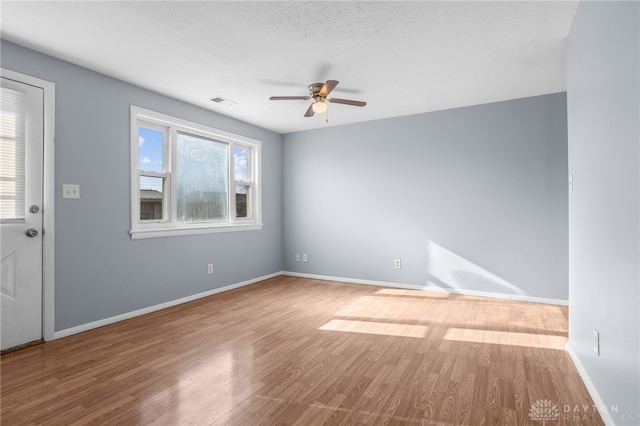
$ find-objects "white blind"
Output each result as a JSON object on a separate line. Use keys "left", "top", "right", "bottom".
{"left": 0, "top": 86, "right": 26, "bottom": 220}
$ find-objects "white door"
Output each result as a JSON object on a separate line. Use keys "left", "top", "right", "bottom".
{"left": 1, "top": 77, "right": 44, "bottom": 351}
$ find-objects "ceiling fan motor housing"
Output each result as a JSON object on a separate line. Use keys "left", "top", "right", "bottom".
{"left": 309, "top": 83, "right": 326, "bottom": 98}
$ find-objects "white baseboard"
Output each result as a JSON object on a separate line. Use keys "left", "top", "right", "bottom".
{"left": 53, "top": 272, "right": 282, "bottom": 340}
{"left": 282, "top": 271, "right": 569, "bottom": 306}
{"left": 565, "top": 342, "right": 615, "bottom": 426}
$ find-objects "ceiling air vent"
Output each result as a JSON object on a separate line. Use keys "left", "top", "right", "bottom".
{"left": 210, "top": 96, "right": 236, "bottom": 107}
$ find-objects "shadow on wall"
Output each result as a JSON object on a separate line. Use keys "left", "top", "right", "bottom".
{"left": 427, "top": 241, "right": 525, "bottom": 296}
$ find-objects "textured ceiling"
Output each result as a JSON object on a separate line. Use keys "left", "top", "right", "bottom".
{"left": 1, "top": 1, "right": 578, "bottom": 134}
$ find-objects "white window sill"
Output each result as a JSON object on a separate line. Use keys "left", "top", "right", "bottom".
{"left": 129, "top": 223, "right": 263, "bottom": 240}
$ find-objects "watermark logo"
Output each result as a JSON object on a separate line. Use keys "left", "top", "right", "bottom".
{"left": 529, "top": 399, "right": 560, "bottom": 425}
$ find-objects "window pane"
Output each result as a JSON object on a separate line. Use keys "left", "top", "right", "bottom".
{"left": 138, "top": 126, "right": 163, "bottom": 173}
{"left": 235, "top": 184, "right": 249, "bottom": 218}
{"left": 0, "top": 87, "right": 26, "bottom": 220}
{"left": 140, "top": 176, "right": 165, "bottom": 221}
{"left": 176, "top": 132, "right": 228, "bottom": 223}
{"left": 234, "top": 146, "right": 249, "bottom": 182}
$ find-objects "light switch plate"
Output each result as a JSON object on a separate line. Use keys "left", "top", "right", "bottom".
{"left": 62, "top": 184, "right": 80, "bottom": 199}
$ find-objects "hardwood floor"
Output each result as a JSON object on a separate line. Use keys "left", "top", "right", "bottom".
{"left": 1, "top": 276, "right": 602, "bottom": 425}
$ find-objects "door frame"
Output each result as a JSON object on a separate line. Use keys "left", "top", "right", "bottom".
{"left": 1, "top": 68, "right": 55, "bottom": 342}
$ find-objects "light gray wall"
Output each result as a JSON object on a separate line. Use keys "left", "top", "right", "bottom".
{"left": 566, "top": 1, "right": 640, "bottom": 423}
{"left": 283, "top": 93, "right": 568, "bottom": 301}
{"left": 1, "top": 40, "right": 282, "bottom": 331}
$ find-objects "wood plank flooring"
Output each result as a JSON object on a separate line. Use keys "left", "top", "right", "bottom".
{"left": 1, "top": 276, "right": 602, "bottom": 425}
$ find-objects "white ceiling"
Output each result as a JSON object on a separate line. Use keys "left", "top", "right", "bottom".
{"left": 1, "top": 1, "right": 578, "bottom": 134}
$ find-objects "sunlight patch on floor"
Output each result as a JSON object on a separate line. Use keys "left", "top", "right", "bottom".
{"left": 375, "top": 288, "right": 450, "bottom": 298}
{"left": 319, "top": 319, "right": 429, "bottom": 338}
{"left": 333, "top": 295, "right": 567, "bottom": 335}
{"left": 443, "top": 327, "right": 567, "bottom": 349}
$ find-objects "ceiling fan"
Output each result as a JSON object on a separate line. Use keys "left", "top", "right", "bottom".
{"left": 269, "top": 80, "right": 366, "bottom": 117}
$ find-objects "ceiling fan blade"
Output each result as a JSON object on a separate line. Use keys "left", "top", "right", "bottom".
{"left": 304, "top": 104, "right": 315, "bottom": 117}
{"left": 328, "top": 98, "right": 367, "bottom": 107}
{"left": 319, "top": 80, "right": 339, "bottom": 97}
{"left": 270, "top": 96, "right": 311, "bottom": 101}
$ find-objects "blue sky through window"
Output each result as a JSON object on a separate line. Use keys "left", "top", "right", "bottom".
{"left": 234, "top": 147, "right": 248, "bottom": 182}
{"left": 139, "top": 126, "right": 163, "bottom": 191}
{"left": 138, "top": 126, "right": 163, "bottom": 173}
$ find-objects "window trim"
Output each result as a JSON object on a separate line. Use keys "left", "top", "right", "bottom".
{"left": 129, "top": 106, "right": 262, "bottom": 240}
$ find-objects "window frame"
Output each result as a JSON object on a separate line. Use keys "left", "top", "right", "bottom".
{"left": 130, "top": 106, "right": 262, "bottom": 239}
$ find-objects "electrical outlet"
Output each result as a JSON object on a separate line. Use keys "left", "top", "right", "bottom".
{"left": 207, "top": 264, "right": 214, "bottom": 274}
{"left": 593, "top": 329, "right": 599, "bottom": 355}
{"left": 62, "top": 184, "right": 80, "bottom": 199}
{"left": 295, "top": 254, "right": 300, "bottom": 262}
{"left": 302, "top": 254, "right": 308, "bottom": 263}
{"left": 394, "top": 259, "right": 402, "bottom": 269}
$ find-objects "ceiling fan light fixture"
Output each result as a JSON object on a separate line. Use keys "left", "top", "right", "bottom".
{"left": 311, "top": 100, "right": 327, "bottom": 114}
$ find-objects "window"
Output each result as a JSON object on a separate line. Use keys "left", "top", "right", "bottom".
{"left": 130, "top": 106, "right": 261, "bottom": 239}
{"left": 0, "top": 86, "right": 26, "bottom": 221}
